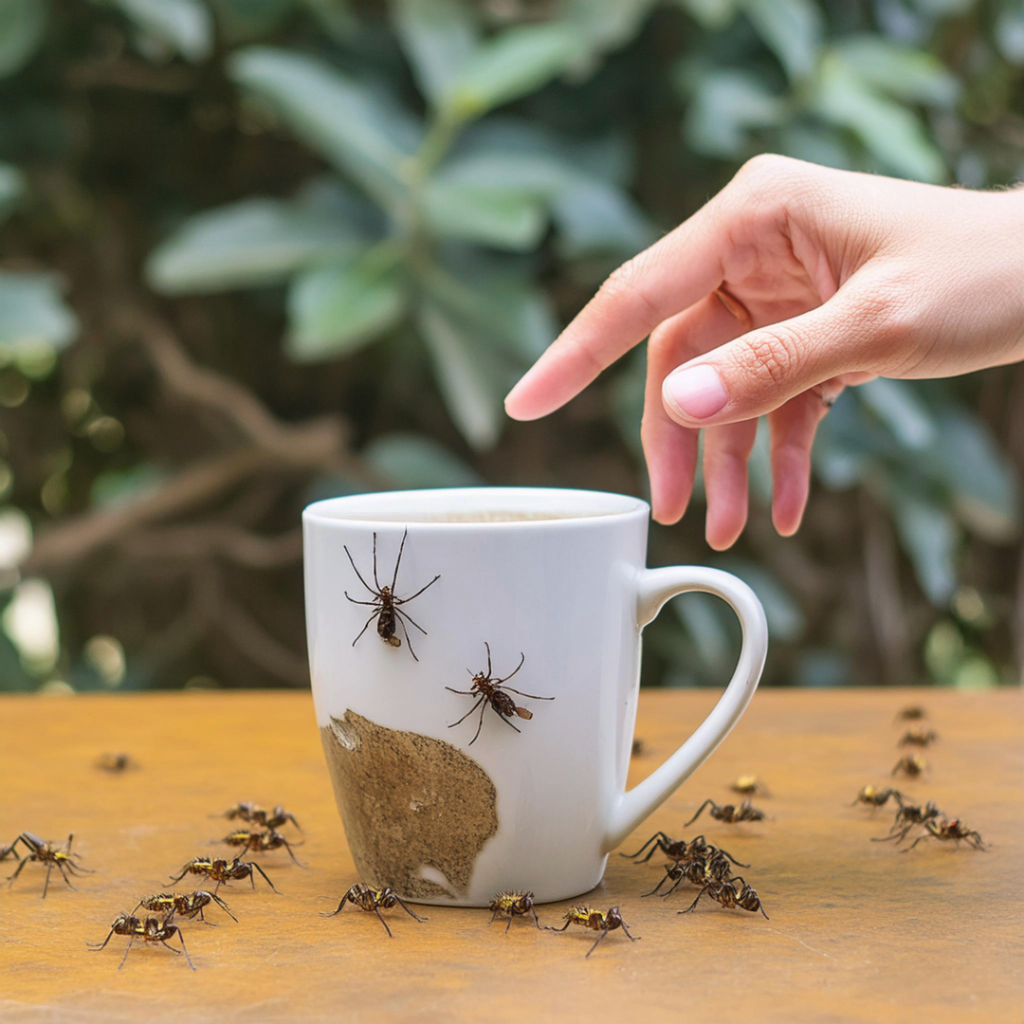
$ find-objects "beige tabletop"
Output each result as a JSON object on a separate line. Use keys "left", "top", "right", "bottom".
{"left": 0, "top": 687, "right": 1021, "bottom": 1023}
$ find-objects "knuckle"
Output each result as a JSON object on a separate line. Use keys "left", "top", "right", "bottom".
{"left": 853, "top": 281, "right": 924, "bottom": 368}
{"left": 597, "top": 255, "right": 662, "bottom": 333}
{"left": 736, "top": 327, "right": 802, "bottom": 388}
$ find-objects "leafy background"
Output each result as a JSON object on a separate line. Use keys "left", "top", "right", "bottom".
{"left": 0, "top": 0, "right": 1021, "bottom": 694}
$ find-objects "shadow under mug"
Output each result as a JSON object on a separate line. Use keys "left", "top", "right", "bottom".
{"left": 303, "top": 487, "right": 767, "bottom": 906}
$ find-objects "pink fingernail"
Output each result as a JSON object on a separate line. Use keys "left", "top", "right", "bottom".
{"left": 663, "top": 365, "right": 728, "bottom": 420}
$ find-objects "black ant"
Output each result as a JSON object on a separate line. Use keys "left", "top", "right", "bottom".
{"left": 642, "top": 851, "right": 734, "bottom": 898}
{"left": 446, "top": 643, "right": 554, "bottom": 745}
{"left": 319, "top": 884, "right": 427, "bottom": 937}
{"left": 344, "top": 528, "right": 439, "bottom": 662}
{"left": 850, "top": 785, "right": 904, "bottom": 808}
{"left": 899, "top": 729, "right": 938, "bottom": 748}
{"left": 220, "top": 829, "right": 304, "bottom": 865}
{"left": 95, "top": 752, "right": 138, "bottom": 772}
{"left": 685, "top": 798, "right": 765, "bottom": 826}
{"left": 214, "top": 802, "right": 302, "bottom": 832}
{"left": 891, "top": 754, "right": 928, "bottom": 778}
{"left": 169, "top": 856, "right": 279, "bottom": 894}
{"left": 872, "top": 801, "right": 943, "bottom": 844}
{"left": 894, "top": 706, "right": 926, "bottom": 722}
{"left": 681, "top": 876, "right": 769, "bottom": 919}
{"left": 547, "top": 906, "right": 638, "bottom": 958}
{"left": 133, "top": 891, "right": 237, "bottom": 924}
{"left": 903, "top": 818, "right": 987, "bottom": 852}
{"left": 6, "top": 832, "right": 93, "bottom": 898}
{"left": 620, "top": 832, "right": 746, "bottom": 868}
{"left": 489, "top": 891, "right": 542, "bottom": 932}
{"left": 89, "top": 912, "right": 195, "bottom": 970}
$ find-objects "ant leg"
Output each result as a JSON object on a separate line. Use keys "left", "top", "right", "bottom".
{"left": 545, "top": 920, "right": 572, "bottom": 933}
{"left": 679, "top": 887, "right": 708, "bottom": 915}
{"left": 488, "top": 911, "right": 499, "bottom": 926}
{"left": 500, "top": 686, "right": 554, "bottom": 701}
{"left": 373, "top": 533, "right": 382, "bottom": 591}
{"left": 485, "top": 642, "right": 492, "bottom": 677}
{"left": 344, "top": 593, "right": 379, "bottom": 607}
{"left": 42, "top": 862, "right": 53, "bottom": 899}
{"left": 281, "top": 840, "right": 305, "bottom": 867}
{"left": 445, "top": 687, "right": 477, "bottom": 697}
{"left": 394, "top": 896, "right": 427, "bottom": 922}
{"left": 351, "top": 610, "right": 379, "bottom": 648}
{"left": 620, "top": 922, "right": 639, "bottom": 942}
{"left": 394, "top": 574, "right": 440, "bottom": 606}
{"left": 394, "top": 607, "right": 427, "bottom": 636}
{"left": 320, "top": 898, "right": 348, "bottom": 918}
{"left": 641, "top": 871, "right": 673, "bottom": 898}
{"left": 759, "top": 902, "right": 770, "bottom": 920}
{"left": 168, "top": 867, "right": 189, "bottom": 885}
{"left": 395, "top": 612, "right": 419, "bottom": 662}
{"left": 620, "top": 834, "right": 659, "bottom": 861}
{"left": 505, "top": 916, "right": 513, "bottom": 935}
{"left": 169, "top": 930, "right": 196, "bottom": 970}
{"left": 55, "top": 861, "right": 78, "bottom": 892}
{"left": 373, "top": 906, "right": 394, "bottom": 938}
{"left": 449, "top": 698, "right": 485, "bottom": 729}
{"left": 390, "top": 528, "right": 407, "bottom": 592}
{"left": 530, "top": 906, "right": 542, "bottom": 929}
{"left": 343, "top": 545, "right": 377, "bottom": 597}
{"left": 7, "top": 856, "right": 31, "bottom": 887}
{"left": 250, "top": 862, "right": 280, "bottom": 893}
{"left": 496, "top": 714, "right": 523, "bottom": 734}
{"left": 586, "top": 929, "right": 609, "bottom": 959}
{"left": 118, "top": 935, "right": 136, "bottom": 970}
{"left": 684, "top": 801, "right": 715, "bottom": 826}
{"left": 469, "top": 703, "right": 489, "bottom": 746}
{"left": 495, "top": 652, "right": 525, "bottom": 685}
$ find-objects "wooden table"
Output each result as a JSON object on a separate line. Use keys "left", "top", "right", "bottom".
{"left": 1, "top": 689, "right": 1021, "bottom": 1023}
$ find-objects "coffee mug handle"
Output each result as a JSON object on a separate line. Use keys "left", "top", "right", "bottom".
{"left": 602, "top": 566, "right": 768, "bottom": 852}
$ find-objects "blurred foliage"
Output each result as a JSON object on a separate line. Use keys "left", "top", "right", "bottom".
{"left": 0, "top": 0, "right": 1021, "bottom": 694}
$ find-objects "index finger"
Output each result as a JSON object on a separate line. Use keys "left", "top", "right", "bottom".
{"left": 504, "top": 200, "right": 727, "bottom": 421}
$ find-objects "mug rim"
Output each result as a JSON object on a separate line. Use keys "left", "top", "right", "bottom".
{"left": 302, "top": 486, "right": 650, "bottom": 530}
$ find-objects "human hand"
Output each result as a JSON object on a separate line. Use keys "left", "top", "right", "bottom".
{"left": 504, "top": 156, "right": 1024, "bottom": 548}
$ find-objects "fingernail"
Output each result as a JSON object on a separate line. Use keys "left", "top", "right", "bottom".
{"left": 663, "top": 365, "right": 728, "bottom": 421}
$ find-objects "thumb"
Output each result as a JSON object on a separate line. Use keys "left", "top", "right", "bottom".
{"left": 661, "top": 285, "right": 885, "bottom": 427}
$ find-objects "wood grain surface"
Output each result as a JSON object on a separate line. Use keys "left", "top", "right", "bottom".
{"left": 1, "top": 688, "right": 1021, "bottom": 1024}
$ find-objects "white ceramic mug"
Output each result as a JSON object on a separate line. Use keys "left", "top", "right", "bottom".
{"left": 303, "top": 487, "right": 767, "bottom": 906}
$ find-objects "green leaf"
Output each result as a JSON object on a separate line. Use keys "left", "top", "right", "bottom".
{"left": 857, "top": 378, "right": 935, "bottom": 450}
{"left": 0, "top": 272, "right": 78, "bottom": 352}
{"left": 552, "top": 180, "right": 655, "bottom": 258}
{"left": 91, "top": 463, "right": 165, "bottom": 508}
{"left": 814, "top": 53, "right": 946, "bottom": 182}
{"left": 834, "top": 36, "right": 959, "bottom": 106}
{"left": 0, "top": 163, "right": 26, "bottom": 224}
{"left": 287, "top": 252, "right": 406, "bottom": 361}
{"left": 447, "top": 23, "right": 584, "bottom": 119}
{"left": 209, "top": 0, "right": 294, "bottom": 43}
{"left": 672, "top": 592, "right": 736, "bottom": 675}
{"left": 364, "top": 433, "right": 483, "bottom": 488}
{"left": 146, "top": 195, "right": 371, "bottom": 293}
{"left": 421, "top": 181, "right": 547, "bottom": 251}
{"left": 0, "top": 0, "right": 46, "bottom": 77}
{"left": 421, "top": 263, "right": 556, "bottom": 362}
{"left": 886, "top": 479, "right": 958, "bottom": 605}
{"left": 394, "top": 0, "right": 478, "bottom": 106}
{"left": 715, "top": 557, "right": 806, "bottom": 642}
{"left": 673, "top": 0, "right": 736, "bottom": 30}
{"left": 739, "top": 0, "right": 823, "bottom": 80}
{"left": 417, "top": 298, "right": 506, "bottom": 449}
{"left": 681, "top": 68, "right": 784, "bottom": 158}
{"left": 109, "top": 0, "right": 213, "bottom": 62}
{"left": 558, "top": 0, "right": 659, "bottom": 55}
{"left": 229, "top": 47, "right": 422, "bottom": 210}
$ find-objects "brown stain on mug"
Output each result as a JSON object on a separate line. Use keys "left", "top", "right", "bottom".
{"left": 320, "top": 710, "right": 499, "bottom": 899}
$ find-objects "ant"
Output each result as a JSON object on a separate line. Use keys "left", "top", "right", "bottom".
{"left": 446, "top": 643, "right": 554, "bottom": 746}
{"left": 620, "top": 832, "right": 747, "bottom": 868}
{"left": 546, "top": 906, "right": 638, "bottom": 958}
{"left": 685, "top": 798, "right": 765, "bottom": 826}
{"left": 631, "top": 739, "right": 645, "bottom": 757}
{"left": 872, "top": 801, "right": 943, "bottom": 845}
{"left": 319, "top": 884, "right": 427, "bottom": 937}
{"left": 681, "top": 876, "right": 769, "bottom": 919}
{"left": 89, "top": 912, "right": 195, "bottom": 970}
{"left": 169, "top": 856, "right": 279, "bottom": 894}
{"left": 344, "top": 528, "right": 439, "bottom": 662}
{"left": 903, "top": 819, "right": 987, "bottom": 852}
{"left": 894, "top": 706, "right": 926, "bottom": 722}
{"left": 220, "top": 829, "right": 304, "bottom": 865}
{"left": 731, "top": 775, "right": 771, "bottom": 797}
{"left": 133, "top": 890, "right": 237, "bottom": 924}
{"left": 214, "top": 802, "right": 302, "bottom": 832}
{"left": 642, "top": 850, "right": 734, "bottom": 899}
{"left": 891, "top": 754, "right": 928, "bottom": 778}
{"left": 489, "top": 891, "right": 542, "bottom": 932}
{"left": 6, "top": 832, "right": 92, "bottom": 898}
{"left": 899, "top": 729, "right": 938, "bottom": 748}
{"left": 95, "top": 752, "right": 138, "bottom": 772}
{"left": 850, "top": 785, "right": 904, "bottom": 808}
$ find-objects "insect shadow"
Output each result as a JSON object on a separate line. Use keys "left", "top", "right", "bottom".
{"left": 344, "top": 528, "right": 440, "bottom": 663}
